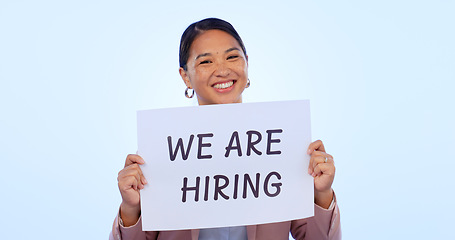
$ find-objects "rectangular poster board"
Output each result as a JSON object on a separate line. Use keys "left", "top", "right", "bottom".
{"left": 138, "top": 100, "right": 313, "bottom": 231}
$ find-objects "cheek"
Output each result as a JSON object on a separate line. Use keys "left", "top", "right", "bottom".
{"left": 233, "top": 62, "right": 248, "bottom": 78}
{"left": 189, "top": 69, "right": 211, "bottom": 86}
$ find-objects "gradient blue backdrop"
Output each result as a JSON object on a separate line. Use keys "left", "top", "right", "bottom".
{"left": 1, "top": 1, "right": 454, "bottom": 239}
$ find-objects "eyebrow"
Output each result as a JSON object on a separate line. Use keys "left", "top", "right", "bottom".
{"left": 195, "top": 47, "right": 241, "bottom": 60}
{"left": 225, "top": 47, "right": 241, "bottom": 53}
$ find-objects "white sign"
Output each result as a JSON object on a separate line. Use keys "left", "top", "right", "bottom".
{"left": 137, "top": 100, "right": 314, "bottom": 231}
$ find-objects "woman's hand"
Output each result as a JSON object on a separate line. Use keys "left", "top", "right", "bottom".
{"left": 117, "top": 154, "right": 147, "bottom": 226}
{"left": 307, "top": 140, "right": 335, "bottom": 209}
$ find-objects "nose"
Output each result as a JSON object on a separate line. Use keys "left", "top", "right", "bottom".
{"left": 214, "top": 62, "right": 231, "bottom": 77}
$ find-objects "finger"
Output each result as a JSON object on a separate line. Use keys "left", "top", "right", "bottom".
{"left": 118, "top": 165, "right": 146, "bottom": 189}
{"left": 312, "top": 152, "right": 333, "bottom": 169}
{"left": 125, "top": 154, "right": 145, "bottom": 167}
{"left": 141, "top": 175, "right": 148, "bottom": 185}
{"left": 311, "top": 151, "right": 326, "bottom": 167}
{"left": 307, "top": 140, "right": 326, "bottom": 155}
{"left": 308, "top": 154, "right": 314, "bottom": 175}
{"left": 134, "top": 164, "right": 148, "bottom": 186}
{"left": 312, "top": 161, "right": 335, "bottom": 177}
{"left": 308, "top": 151, "right": 330, "bottom": 174}
{"left": 118, "top": 173, "right": 140, "bottom": 191}
{"left": 123, "top": 174, "right": 144, "bottom": 190}
{"left": 118, "top": 171, "right": 142, "bottom": 190}
{"left": 119, "top": 162, "right": 148, "bottom": 187}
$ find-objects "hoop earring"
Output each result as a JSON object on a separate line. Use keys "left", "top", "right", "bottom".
{"left": 246, "top": 78, "right": 250, "bottom": 88}
{"left": 185, "top": 87, "right": 194, "bottom": 98}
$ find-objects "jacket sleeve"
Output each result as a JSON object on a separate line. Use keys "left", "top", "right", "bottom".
{"left": 290, "top": 193, "right": 341, "bottom": 240}
{"left": 109, "top": 210, "right": 159, "bottom": 240}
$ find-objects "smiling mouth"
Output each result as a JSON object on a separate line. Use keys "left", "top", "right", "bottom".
{"left": 213, "top": 80, "right": 235, "bottom": 89}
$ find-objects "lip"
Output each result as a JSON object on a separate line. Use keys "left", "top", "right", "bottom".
{"left": 212, "top": 80, "right": 236, "bottom": 93}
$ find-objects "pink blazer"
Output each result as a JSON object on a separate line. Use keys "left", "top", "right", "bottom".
{"left": 109, "top": 198, "right": 341, "bottom": 240}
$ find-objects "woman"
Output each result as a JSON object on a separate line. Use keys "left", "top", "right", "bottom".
{"left": 110, "top": 18, "right": 341, "bottom": 240}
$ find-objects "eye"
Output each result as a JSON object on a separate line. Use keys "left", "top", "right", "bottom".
{"left": 199, "top": 60, "right": 211, "bottom": 65}
{"left": 227, "top": 55, "right": 239, "bottom": 60}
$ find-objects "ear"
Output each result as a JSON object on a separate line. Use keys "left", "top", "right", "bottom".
{"left": 179, "top": 67, "right": 192, "bottom": 88}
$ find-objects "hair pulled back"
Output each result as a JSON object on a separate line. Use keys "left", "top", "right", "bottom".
{"left": 179, "top": 18, "right": 247, "bottom": 71}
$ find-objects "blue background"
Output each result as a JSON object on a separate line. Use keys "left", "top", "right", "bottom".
{"left": 1, "top": 1, "right": 454, "bottom": 239}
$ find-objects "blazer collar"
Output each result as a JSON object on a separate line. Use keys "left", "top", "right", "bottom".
{"left": 247, "top": 225, "right": 257, "bottom": 240}
{"left": 190, "top": 226, "right": 257, "bottom": 240}
{"left": 191, "top": 229, "right": 199, "bottom": 240}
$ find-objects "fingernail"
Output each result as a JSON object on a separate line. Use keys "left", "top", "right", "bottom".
{"left": 143, "top": 178, "right": 148, "bottom": 184}
{"left": 312, "top": 173, "right": 316, "bottom": 177}
{"left": 307, "top": 149, "right": 311, "bottom": 155}
{"left": 308, "top": 168, "right": 311, "bottom": 174}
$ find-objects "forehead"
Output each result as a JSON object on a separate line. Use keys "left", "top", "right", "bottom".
{"left": 189, "top": 30, "right": 241, "bottom": 56}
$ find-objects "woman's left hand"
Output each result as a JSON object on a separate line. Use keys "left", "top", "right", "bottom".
{"left": 307, "top": 140, "right": 335, "bottom": 209}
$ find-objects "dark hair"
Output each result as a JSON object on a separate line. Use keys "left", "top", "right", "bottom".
{"left": 179, "top": 18, "right": 247, "bottom": 70}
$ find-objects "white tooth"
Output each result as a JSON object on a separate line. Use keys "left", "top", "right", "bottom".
{"left": 214, "top": 81, "right": 234, "bottom": 89}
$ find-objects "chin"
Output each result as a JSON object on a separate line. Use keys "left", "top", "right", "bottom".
{"left": 199, "top": 96, "right": 243, "bottom": 106}
{"left": 217, "top": 95, "right": 243, "bottom": 105}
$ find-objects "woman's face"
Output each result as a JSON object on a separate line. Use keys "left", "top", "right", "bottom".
{"left": 179, "top": 29, "right": 248, "bottom": 105}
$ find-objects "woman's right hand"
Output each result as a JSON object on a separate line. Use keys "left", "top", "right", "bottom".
{"left": 117, "top": 154, "right": 147, "bottom": 226}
